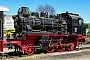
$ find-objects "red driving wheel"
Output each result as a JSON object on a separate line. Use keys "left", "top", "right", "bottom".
{"left": 47, "top": 47, "right": 55, "bottom": 53}
{"left": 68, "top": 43, "right": 74, "bottom": 51}
{"left": 57, "top": 46, "right": 65, "bottom": 52}
{"left": 26, "top": 44, "right": 35, "bottom": 56}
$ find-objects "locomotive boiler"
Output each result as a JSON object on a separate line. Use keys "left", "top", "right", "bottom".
{"left": 13, "top": 7, "right": 86, "bottom": 39}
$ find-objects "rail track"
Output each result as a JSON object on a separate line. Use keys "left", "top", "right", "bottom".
{"left": 0, "top": 43, "right": 90, "bottom": 60}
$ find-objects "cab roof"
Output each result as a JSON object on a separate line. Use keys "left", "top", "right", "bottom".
{"left": 0, "top": 6, "right": 9, "bottom": 12}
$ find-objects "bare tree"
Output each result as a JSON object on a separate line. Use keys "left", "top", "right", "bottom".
{"left": 36, "top": 5, "right": 44, "bottom": 13}
{"left": 36, "top": 4, "right": 55, "bottom": 15}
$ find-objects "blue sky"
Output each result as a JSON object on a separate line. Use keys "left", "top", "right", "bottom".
{"left": 0, "top": 0, "right": 90, "bottom": 23}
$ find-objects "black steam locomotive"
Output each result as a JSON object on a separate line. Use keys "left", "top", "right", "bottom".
{"left": 0, "top": 6, "right": 86, "bottom": 55}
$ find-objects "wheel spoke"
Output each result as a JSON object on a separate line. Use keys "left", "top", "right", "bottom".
{"left": 26, "top": 44, "right": 34, "bottom": 55}
{"left": 68, "top": 43, "right": 74, "bottom": 51}
{"left": 57, "top": 46, "right": 65, "bottom": 52}
{"left": 47, "top": 47, "right": 55, "bottom": 53}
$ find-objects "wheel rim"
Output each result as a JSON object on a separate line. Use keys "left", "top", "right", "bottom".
{"left": 47, "top": 47, "right": 55, "bottom": 53}
{"left": 57, "top": 46, "right": 65, "bottom": 52}
{"left": 26, "top": 44, "right": 34, "bottom": 55}
{"left": 68, "top": 43, "right": 74, "bottom": 51}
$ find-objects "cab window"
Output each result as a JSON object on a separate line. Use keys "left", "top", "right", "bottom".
{"left": 72, "top": 18, "right": 79, "bottom": 25}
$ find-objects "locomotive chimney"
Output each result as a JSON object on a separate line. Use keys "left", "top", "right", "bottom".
{"left": 21, "top": 7, "right": 27, "bottom": 14}
{"left": 66, "top": 11, "right": 68, "bottom": 14}
{"left": 21, "top": 7, "right": 29, "bottom": 17}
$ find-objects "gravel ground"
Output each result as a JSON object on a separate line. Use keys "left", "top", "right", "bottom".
{"left": 1, "top": 44, "right": 90, "bottom": 60}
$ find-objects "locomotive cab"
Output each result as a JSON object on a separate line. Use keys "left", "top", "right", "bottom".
{"left": 69, "top": 14, "right": 86, "bottom": 35}
{"left": 0, "top": 6, "right": 9, "bottom": 40}
{"left": 0, "top": 6, "right": 9, "bottom": 52}
{"left": 60, "top": 12, "right": 86, "bottom": 35}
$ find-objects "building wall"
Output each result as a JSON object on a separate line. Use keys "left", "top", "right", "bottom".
{"left": 3, "top": 15, "right": 14, "bottom": 28}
